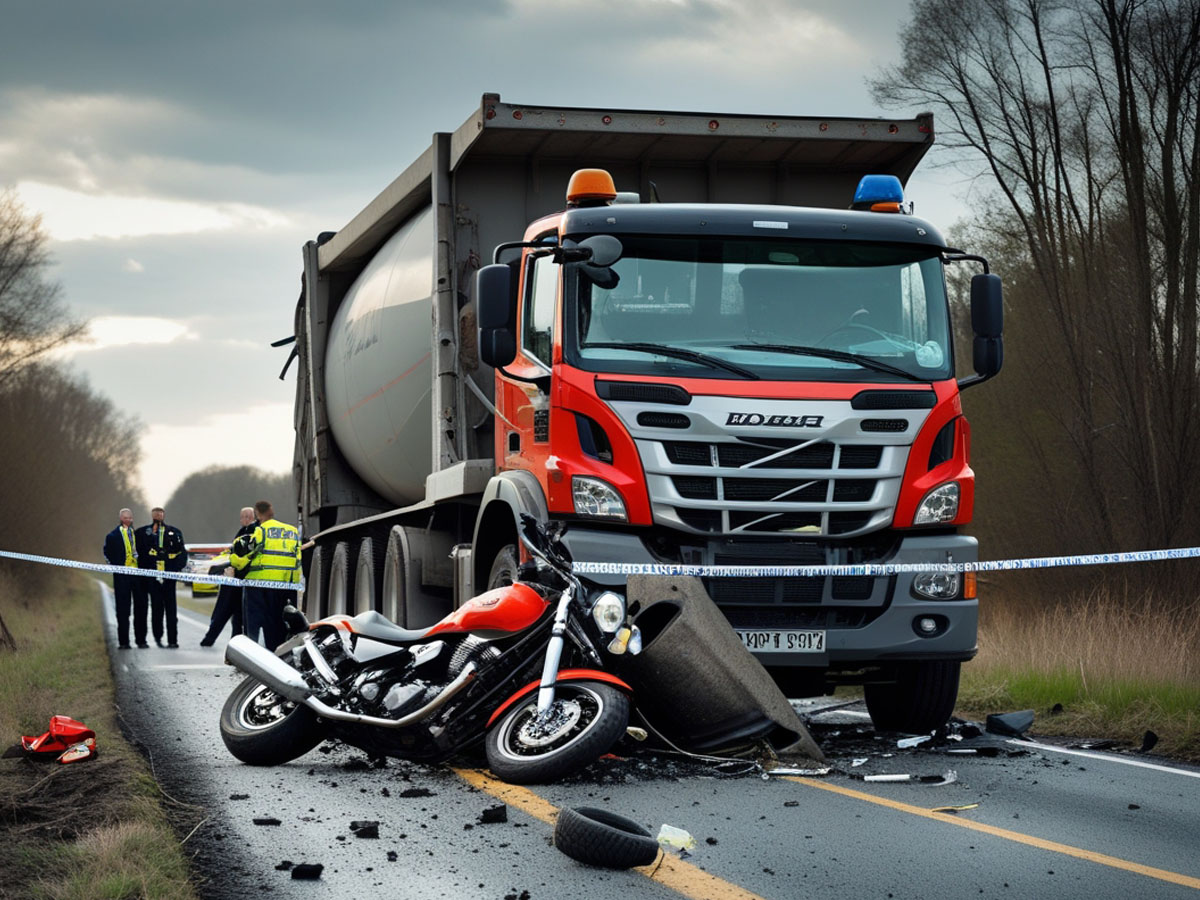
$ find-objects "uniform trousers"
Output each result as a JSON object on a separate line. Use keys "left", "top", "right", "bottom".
{"left": 242, "top": 585, "right": 296, "bottom": 652}
{"left": 111, "top": 572, "right": 148, "bottom": 646}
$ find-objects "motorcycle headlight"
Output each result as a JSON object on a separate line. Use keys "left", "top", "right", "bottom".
{"left": 591, "top": 591, "right": 626, "bottom": 633}
{"left": 913, "top": 482, "right": 959, "bottom": 525}
{"left": 572, "top": 476, "right": 627, "bottom": 521}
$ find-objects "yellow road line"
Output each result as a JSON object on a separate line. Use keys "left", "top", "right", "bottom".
{"left": 787, "top": 777, "right": 1200, "bottom": 891}
{"left": 453, "top": 768, "right": 766, "bottom": 900}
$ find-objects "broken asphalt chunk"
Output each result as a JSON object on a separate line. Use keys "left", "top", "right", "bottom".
{"left": 399, "top": 787, "right": 435, "bottom": 798}
{"left": 478, "top": 804, "right": 508, "bottom": 824}
{"left": 253, "top": 817, "right": 282, "bottom": 826}
{"left": 275, "top": 861, "right": 293, "bottom": 871}
{"left": 290, "top": 863, "right": 323, "bottom": 880}
{"left": 350, "top": 820, "right": 380, "bottom": 838}
{"left": 386, "top": 851, "right": 398, "bottom": 862}
{"left": 985, "top": 710, "right": 1035, "bottom": 737}
{"left": 229, "top": 793, "right": 250, "bottom": 801}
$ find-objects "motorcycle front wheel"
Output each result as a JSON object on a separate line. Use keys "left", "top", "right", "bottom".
{"left": 485, "top": 681, "right": 629, "bottom": 785}
{"left": 219, "top": 676, "right": 325, "bottom": 766}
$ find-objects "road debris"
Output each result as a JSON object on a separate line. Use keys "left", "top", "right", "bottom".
{"left": 1140, "top": 731, "right": 1159, "bottom": 753}
{"left": 252, "top": 817, "right": 282, "bottom": 826}
{"left": 290, "top": 863, "right": 323, "bottom": 880}
{"left": 399, "top": 787, "right": 435, "bottom": 798}
{"left": 275, "top": 861, "right": 293, "bottom": 871}
{"left": 766, "top": 766, "right": 832, "bottom": 777}
{"left": 931, "top": 803, "right": 980, "bottom": 814}
{"left": 657, "top": 824, "right": 697, "bottom": 851}
{"left": 897, "top": 733, "right": 934, "bottom": 749}
{"left": 478, "top": 804, "right": 508, "bottom": 824}
{"left": 851, "top": 758, "right": 868, "bottom": 767}
{"left": 986, "top": 710, "right": 1035, "bottom": 737}
{"left": 350, "top": 820, "right": 379, "bottom": 838}
{"left": 863, "top": 770, "right": 957, "bottom": 786}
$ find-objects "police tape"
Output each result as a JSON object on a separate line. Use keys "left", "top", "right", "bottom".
{"left": 571, "top": 545, "right": 1200, "bottom": 578}
{"left": 0, "top": 550, "right": 304, "bottom": 592}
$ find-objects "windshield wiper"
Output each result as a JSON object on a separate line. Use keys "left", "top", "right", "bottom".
{"left": 730, "top": 343, "right": 927, "bottom": 382}
{"left": 582, "top": 342, "right": 760, "bottom": 380}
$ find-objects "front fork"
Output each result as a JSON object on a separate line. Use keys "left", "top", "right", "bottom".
{"left": 535, "top": 584, "right": 574, "bottom": 715}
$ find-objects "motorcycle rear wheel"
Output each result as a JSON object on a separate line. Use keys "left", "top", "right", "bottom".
{"left": 220, "top": 675, "right": 325, "bottom": 766}
{"left": 485, "top": 681, "right": 629, "bottom": 785}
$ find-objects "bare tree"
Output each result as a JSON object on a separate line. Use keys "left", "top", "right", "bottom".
{"left": 873, "top": 0, "right": 1200, "bottom": 557}
{"left": 0, "top": 188, "right": 86, "bottom": 382}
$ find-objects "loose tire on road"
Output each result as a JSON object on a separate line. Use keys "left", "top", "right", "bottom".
{"left": 219, "top": 675, "right": 325, "bottom": 766}
{"left": 485, "top": 681, "right": 629, "bottom": 784}
{"left": 864, "top": 660, "right": 961, "bottom": 733}
{"left": 554, "top": 806, "right": 660, "bottom": 869}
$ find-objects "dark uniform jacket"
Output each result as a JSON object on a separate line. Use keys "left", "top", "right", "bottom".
{"left": 102, "top": 526, "right": 138, "bottom": 567}
{"left": 135, "top": 523, "right": 188, "bottom": 573}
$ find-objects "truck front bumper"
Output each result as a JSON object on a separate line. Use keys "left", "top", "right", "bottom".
{"left": 561, "top": 526, "right": 978, "bottom": 668}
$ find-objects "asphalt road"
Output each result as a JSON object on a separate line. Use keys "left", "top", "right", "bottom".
{"left": 98, "top": 581, "right": 1200, "bottom": 900}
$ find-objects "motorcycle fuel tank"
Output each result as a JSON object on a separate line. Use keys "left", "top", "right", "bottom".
{"left": 426, "top": 583, "right": 547, "bottom": 637}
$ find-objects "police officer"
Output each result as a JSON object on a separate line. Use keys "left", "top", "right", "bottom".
{"left": 136, "top": 507, "right": 187, "bottom": 648}
{"left": 199, "top": 507, "right": 256, "bottom": 647}
{"left": 230, "top": 500, "right": 300, "bottom": 651}
{"left": 102, "top": 508, "right": 148, "bottom": 648}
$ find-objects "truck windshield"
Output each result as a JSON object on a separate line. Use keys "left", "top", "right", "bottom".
{"left": 564, "top": 237, "right": 952, "bottom": 382}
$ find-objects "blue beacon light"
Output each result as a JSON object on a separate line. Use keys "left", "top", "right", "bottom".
{"left": 852, "top": 175, "right": 905, "bottom": 211}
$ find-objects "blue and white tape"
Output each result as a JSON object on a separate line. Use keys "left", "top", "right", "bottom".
{"left": 0, "top": 550, "right": 303, "bottom": 592}
{"left": 572, "top": 545, "right": 1200, "bottom": 578}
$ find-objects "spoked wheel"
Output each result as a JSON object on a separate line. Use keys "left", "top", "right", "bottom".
{"left": 485, "top": 681, "right": 629, "bottom": 785}
{"left": 219, "top": 676, "right": 325, "bottom": 766}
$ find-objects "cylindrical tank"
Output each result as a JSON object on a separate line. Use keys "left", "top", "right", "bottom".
{"left": 324, "top": 206, "right": 434, "bottom": 506}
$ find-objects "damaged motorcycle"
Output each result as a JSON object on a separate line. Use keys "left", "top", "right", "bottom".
{"left": 218, "top": 517, "right": 640, "bottom": 783}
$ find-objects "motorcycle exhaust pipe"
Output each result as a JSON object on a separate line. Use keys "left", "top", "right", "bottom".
{"left": 225, "top": 635, "right": 313, "bottom": 704}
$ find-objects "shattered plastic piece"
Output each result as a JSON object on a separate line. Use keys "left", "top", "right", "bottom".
{"left": 58, "top": 738, "right": 96, "bottom": 763}
{"left": 931, "top": 803, "right": 980, "bottom": 814}
{"left": 253, "top": 817, "right": 282, "bottom": 826}
{"left": 625, "top": 726, "right": 648, "bottom": 742}
{"left": 864, "top": 774, "right": 913, "bottom": 782}
{"left": 919, "top": 770, "right": 957, "bottom": 786}
{"left": 479, "top": 805, "right": 508, "bottom": 824}
{"left": 19, "top": 716, "right": 96, "bottom": 759}
{"left": 768, "top": 766, "right": 832, "bottom": 777}
{"left": 958, "top": 724, "right": 983, "bottom": 739}
{"left": 657, "top": 824, "right": 697, "bottom": 851}
{"left": 291, "top": 863, "right": 323, "bottom": 880}
{"left": 350, "top": 821, "right": 379, "bottom": 838}
{"left": 1139, "top": 731, "right": 1159, "bottom": 753}
{"left": 851, "top": 758, "right": 868, "bottom": 767}
{"left": 985, "top": 710, "right": 1035, "bottom": 737}
{"left": 897, "top": 734, "right": 933, "bottom": 749}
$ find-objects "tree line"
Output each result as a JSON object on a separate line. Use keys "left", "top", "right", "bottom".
{"left": 875, "top": 0, "right": 1200, "bottom": 592}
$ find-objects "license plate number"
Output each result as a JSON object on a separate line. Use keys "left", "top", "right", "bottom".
{"left": 736, "top": 630, "right": 826, "bottom": 652}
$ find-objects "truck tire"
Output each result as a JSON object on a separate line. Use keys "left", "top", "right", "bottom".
{"left": 485, "top": 681, "right": 629, "bottom": 784}
{"left": 864, "top": 661, "right": 961, "bottom": 733}
{"left": 382, "top": 527, "right": 409, "bottom": 626}
{"left": 303, "top": 545, "right": 327, "bottom": 621}
{"left": 327, "top": 541, "right": 355, "bottom": 616}
{"left": 554, "top": 807, "right": 659, "bottom": 869}
{"left": 353, "top": 535, "right": 383, "bottom": 614}
{"left": 219, "top": 675, "right": 325, "bottom": 766}
{"left": 487, "top": 544, "right": 519, "bottom": 590}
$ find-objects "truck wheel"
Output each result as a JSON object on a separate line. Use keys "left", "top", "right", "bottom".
{"left": 353, "top": 535, "right": 382, "bottom": 614}
{"left": 487, "top": 544, "right": 519, "bottom": 589}
{"left": 382, "top": 527, "right": 409, "bottom": 626}
{"left": 485, "top": 681, "right": 629, "bottom": 784}
{"left": 327, "top": 541, "right": 355, "bottom": 616}
{"left": 219, "top": 675, "right": 325, "bottom": 766}
{"left": 303, "top": 545, "right": 327, "bottom": 620}
{"left": 864, "top": 661, "right": 961, "bottom": 733}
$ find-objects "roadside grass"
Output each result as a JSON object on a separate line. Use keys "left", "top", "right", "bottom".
{"left": 958, "top": 581, "right": 1200, "bottom": 762}
{"left": 0, "top": 571, "right": 200, "bottom": 900}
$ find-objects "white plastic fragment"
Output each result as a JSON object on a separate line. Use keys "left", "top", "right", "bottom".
{"left": 864, "top": 774, "right": 913, "bottom": 782}
{"left": 851, "top": 758, "right": 868, "bottom": 767}
{"left": 897, "top": 733, "right": 933, "bottom": 749}
{"left": 768, "top": 766, "right": 832, "bottom": 777}
{"left": 657, "top": 824, "right": 697, "bottom": 851}
{"left": 625, "top": 726, "right": 648, "bottom": 742}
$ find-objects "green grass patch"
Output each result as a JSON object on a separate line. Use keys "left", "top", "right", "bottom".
{"left": 958, "top": 665, "right": 1200, "bottom": 762}
{"left": 0, "top": 571, "right": 200, "bottom": 900}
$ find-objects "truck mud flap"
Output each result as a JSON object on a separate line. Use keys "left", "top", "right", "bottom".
{"left": 618, "top": 575, "right": 825, "bottom": 764}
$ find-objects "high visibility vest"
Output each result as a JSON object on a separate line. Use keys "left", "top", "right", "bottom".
{"left": 121, "top": 527, "right": 136, "bottom": 567}
{"left": 232, "top": 519, "right": 301, "bottom": 584}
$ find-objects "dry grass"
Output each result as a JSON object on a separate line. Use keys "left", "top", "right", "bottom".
{"left": 0, "top": 571, "right": 199, "bottom": 900}
{"left": 958, "top": 581, "right": 1200, "bottom": 761}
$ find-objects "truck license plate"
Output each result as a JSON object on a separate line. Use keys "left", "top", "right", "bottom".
{"left": 736, "top": 630, "right": 826, "bottom": 652}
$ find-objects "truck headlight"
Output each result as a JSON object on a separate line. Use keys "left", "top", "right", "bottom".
{"left": 572, "top": 476, "right": 627, "bottom": 521}
{"left": 913, "top": 572, "right": 961, "bottom": 600}
{"left": 591, "top": 591, "right": 626, "bottom": 633}
{"left": 913, "top": 482, "right": 959, "bottom": 525}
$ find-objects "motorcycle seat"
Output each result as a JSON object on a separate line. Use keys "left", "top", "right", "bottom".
{"left": 349, "top": 610, "right": 432, "bottom": 644}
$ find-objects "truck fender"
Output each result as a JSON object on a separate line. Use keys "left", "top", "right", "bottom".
{"left": 471, "top": 470, "right": 548, "bottom": 590}
{"left": 486, "top": 669, "right": 633, "bottom": 728}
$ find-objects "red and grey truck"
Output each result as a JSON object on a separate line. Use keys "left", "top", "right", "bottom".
{"left": 285, "top": 94, "right": 1002, "bottom": 733}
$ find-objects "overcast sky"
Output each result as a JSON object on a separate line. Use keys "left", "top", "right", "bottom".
{"left": 0, "top": 0, "right": 974, "bottom": 509}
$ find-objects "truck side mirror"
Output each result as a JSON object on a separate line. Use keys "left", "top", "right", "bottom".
{"left": 476, "top": 264, "right": 517, "bottom": 368}
{"left": 961, "top": 273, "right": 1003, "bottom": 387}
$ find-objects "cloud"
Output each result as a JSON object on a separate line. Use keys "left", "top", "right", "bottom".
{"left": 15, "top": 180, "right": 290, "bottom": 242}
{"left": 139, "top": 402, "right": 294, "bottom": 504}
